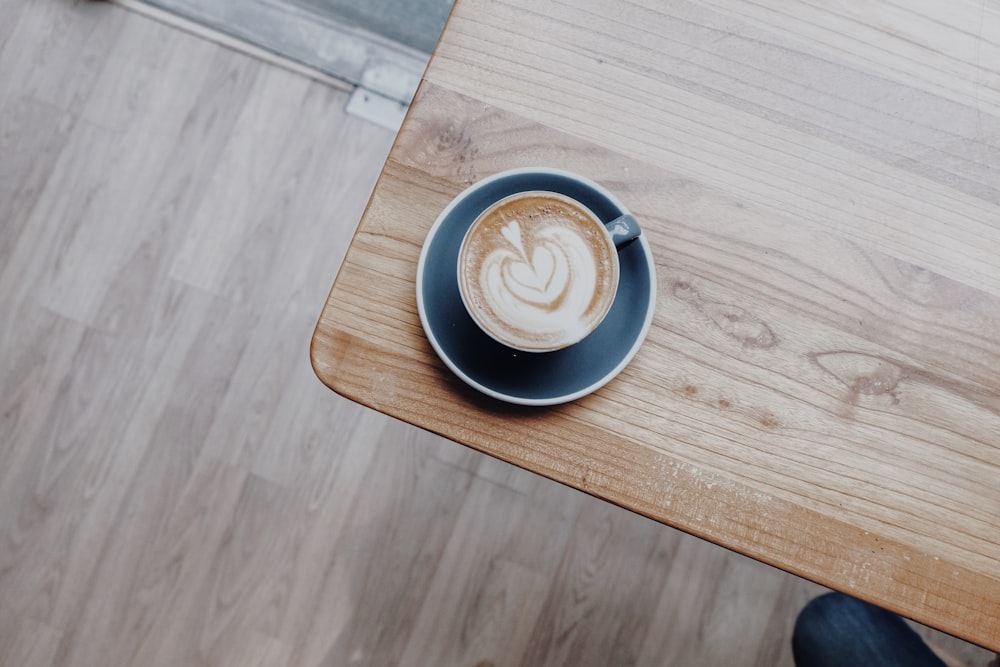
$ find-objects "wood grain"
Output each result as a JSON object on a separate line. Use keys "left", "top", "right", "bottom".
{"left": 0, "top": 0, "right": 993, "bottom": 664}
{"left": 313, "top": 0, "right": 1000, "bottom": 651}
{"left": 428, "top": 0, "right": 1000, "bottom": 294}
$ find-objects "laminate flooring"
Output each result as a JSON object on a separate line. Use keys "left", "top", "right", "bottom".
{"left": 0, "top": 1, "right": 992, "bottom": 665}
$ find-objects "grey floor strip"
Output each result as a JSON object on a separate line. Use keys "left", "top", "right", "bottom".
{"left": 141, "top": 0, "right": 434, "bottom": 104}
{"left": 285, "top": 0, "right": 454, "bottom": 54}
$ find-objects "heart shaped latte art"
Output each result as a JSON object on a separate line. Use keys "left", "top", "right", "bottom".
{"left": 459, "top": 192, "right": 619, "bottom": 351}
{"left": 479, "top": 220, "right": 600, "bottom": 339}
{"left": 503, "top": 244, "right": 570, "bottom": 308}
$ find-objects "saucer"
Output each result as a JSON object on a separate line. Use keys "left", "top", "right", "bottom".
{"left": 416, "top": 167, "right": 657, "bottom": 406}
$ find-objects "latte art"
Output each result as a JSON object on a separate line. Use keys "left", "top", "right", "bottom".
{"left": 488, "top": 221, "right": 593, "bottom": 317}
{"left": 459, "top": 192, "right": 619, "bottom": 351}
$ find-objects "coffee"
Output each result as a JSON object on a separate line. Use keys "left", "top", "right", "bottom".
{"left": 458, "top": 191, "right": 619, "bottom": 352}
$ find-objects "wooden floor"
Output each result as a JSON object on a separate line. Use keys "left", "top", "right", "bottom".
{"left": 0, "top": 1, "right": 991, "bottom": 665}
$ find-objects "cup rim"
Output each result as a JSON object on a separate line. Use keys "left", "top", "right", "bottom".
{"left": 456, "top": 189, "right": 620, "bottom": 353}
{"left": 416, "top": 166, "right": 657, "bottom": 406}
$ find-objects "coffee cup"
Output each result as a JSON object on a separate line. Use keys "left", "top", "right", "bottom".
{"left": 457, "top": 190, "right": 641, "bottom": 352}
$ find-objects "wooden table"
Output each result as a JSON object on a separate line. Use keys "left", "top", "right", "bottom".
{"left": 312, "top": 0, "right": 1000, "bottom": 649}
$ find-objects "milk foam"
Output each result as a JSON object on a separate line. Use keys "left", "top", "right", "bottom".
{"left": 459, "top": 193, "right": 618, "bottom": 351}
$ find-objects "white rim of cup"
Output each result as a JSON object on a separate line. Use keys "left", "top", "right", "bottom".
{"left": 415, "top": 167, "right": 657, "bottom": 406}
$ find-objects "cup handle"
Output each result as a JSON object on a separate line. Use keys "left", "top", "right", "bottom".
{"left": 605, "top": 214, "right": 642, "bottom": 250}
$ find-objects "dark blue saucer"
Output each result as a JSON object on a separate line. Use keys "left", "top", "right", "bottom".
{"left": 416, "top": 168, "right": 656, "bottom": 405}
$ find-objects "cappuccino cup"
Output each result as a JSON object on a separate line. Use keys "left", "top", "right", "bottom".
{"left": 457, "top": 190, "right": 641, "bottom": 352}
